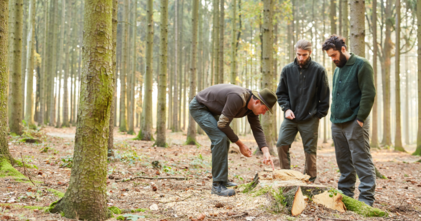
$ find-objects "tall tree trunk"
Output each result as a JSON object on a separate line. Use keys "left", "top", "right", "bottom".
{"left": 231, "top": 0, "right": 238, "bottom": 134}
{"left": 323, "top": 0, "right": 328, "bottom": 143}
{"left": 330, "top": 0, "right": 337, "bottom": 86}
{"left": 218, "top": 0, "right": 224, "bottom": 83}
{"left": 214, "top": 0, "right": 220, "bottom": 83}
{"left": 8, "top": 0, "right": 23, "bottom": 135}
{"left": 394, "top": 0, "right": 405, "bottom": 151}
{"left": 137, "top": 0, "right": 154, "bottom": 140}
{"left": 48, "top": 0, "right": 58, "bottom": 126}
{"left": 350, "top": 0, "right": 365, "bottom": 56}
{"left": 156, "top": 0, "right": 168, "bottom": 147}
{"left": 62, "top": 0, "right": 71, "bottom": 128}
{"left": 381, "top": 0, "right": 392, "bottom": 146}
{"left": 172, "top": 0, "right": 181, "bottom": 132}
{"left": 1, "top": 0, "right": 15, "bottom": 164}
{"left": 370, "top": 0, "right": 379, "bottom": 147}
{"left": 50, "top": 1, "right": 114, "bottom": 219}
{"left": 108, "top": 0, "right": 118, "bottom": 156}
{"left": 39, "top": 0, "right": 49, "bottom": 126}
{"left": 186, "top": 0, "right": 199, "bottom": 145}
{"left": 70, "top": 0, "right": 78, "bottom": 125}
{"left": 20, "top": 0, "right": 27, "bottom": 121}
{"left": 56, "top": 0, "right": 66, "bottom": 128}
{"left": 341, "top": 0, "right": 348, "bottom": 45}
{"left": 25, "top": 0, "right": 36, "bottom": 128}
{"left": 119, "top": 0, "right": 129, "bottom": 132}
{"left": 414, "top": 0, "right": 421, "bottom": 156}
{"left": 128, "top": 0, "right": 136, "bottom": 135}
{"left": 258, "top": 0, "right": 275, "bottom": 155}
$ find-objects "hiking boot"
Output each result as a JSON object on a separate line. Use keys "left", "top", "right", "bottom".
{"left": 309, "top": 176, "right": 317, "bottom": 183}
{"left": 224, "top": 181, "right": 238, "bottom": 187}
{"left": 211, "top": 182, "right": 236, "bottom": 197}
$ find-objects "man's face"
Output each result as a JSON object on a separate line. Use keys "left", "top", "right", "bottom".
{"left": 326, "top": 48, "right": 347, "bottom": 68}
{"left": 296, "top": 48, "right": 311, "bottom": 67}
{"left": 252, "top": 99, "right": 269, "bottom": 115}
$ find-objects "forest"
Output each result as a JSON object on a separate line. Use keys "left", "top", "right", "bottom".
{"left": 0, "top": 0, "right": 421, "bottom": 220}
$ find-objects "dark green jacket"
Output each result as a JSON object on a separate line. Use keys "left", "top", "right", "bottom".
{"left": 331, "top": 53, "right": 376, "bottom": 123}
{"left": 276, "top": 58, "right": 330, "bottom": 122}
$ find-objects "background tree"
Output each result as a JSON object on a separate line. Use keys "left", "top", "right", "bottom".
{"left": 109, "top": 0, "right": 118, "bottom": 156}
{"left": 24, "top": 0, "right": 36, "bottom": 128}
{"left": 119, "top": 0, "right": 129, "bottom": 132}
{"left": 415, "top": 0, "right": 421, "bottom": 156}
{"left": 156, "top": 0, "right": 168, "bottom": 147}
{"left": 50, "top": 0, "right": 114, "bottom": 219}
{"left": 370, "top": 0, "right": 379, "bottom": 147}
{"left": 137, "top": 0, "right": 154, "bottom": 140}
{"left": 8, "top": 0, "right": 23, "bottom": 135}
{"left": 186, "top": 0, "right": 199, "bottom": 146}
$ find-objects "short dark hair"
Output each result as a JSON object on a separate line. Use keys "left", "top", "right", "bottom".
{"left": 322, "top": 35, "right": 347, "bottom": 51}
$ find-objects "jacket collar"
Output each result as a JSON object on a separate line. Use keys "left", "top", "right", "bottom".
{"left": 294, "top": 57, "right": 312, "bottom": 69}
{"left": 345, "top": 53, "right": 356, "bottom": 66}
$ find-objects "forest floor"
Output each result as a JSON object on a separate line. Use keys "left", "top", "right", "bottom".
{"left": 1, "top": 126, "right": 421, "bottom": 221}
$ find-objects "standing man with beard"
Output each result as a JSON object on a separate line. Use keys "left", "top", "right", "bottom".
{"left": 323, "top": 35, "right": 376, "bottom": 206}
{"left": 276, "top": 39, "right": 330, "bottom": 182}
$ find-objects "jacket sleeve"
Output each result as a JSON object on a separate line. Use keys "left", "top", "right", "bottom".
{"left": 247, "top": 114, "right": 268, "bottom": 150}
{"left": 357, "top": 61, "right": 376, "bottom": 122}
{"left": 217, "top": 94, "right": 243, "bottom": 143}
{"left": 276, "top": 68, "right": 290, "bottom": 111}
{"left": 316, "top": 67, "right": 330, "bottom": 118}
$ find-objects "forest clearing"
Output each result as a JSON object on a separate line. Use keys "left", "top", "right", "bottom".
{"left": 1, "top": 127, "right": 420, "bottom": 220}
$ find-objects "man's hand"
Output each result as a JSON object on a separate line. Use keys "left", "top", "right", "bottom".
{"left": 261, "top": 147, "right": 275, "bottom": 170}
{"left": 285, "top": 109, "right": 295, "bottom": 120}
{"left": 235, "top": 140, "right": 252, "bottom": 157}
{"left": 357, "top": 120, "right": 363, "bottom": 127}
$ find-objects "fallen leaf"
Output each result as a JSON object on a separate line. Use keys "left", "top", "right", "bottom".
{"left": 197, "top": 214, "right": 205, "bottom": 220}
{"left": 215, "top": 202, "right": 224, "bottom": 208}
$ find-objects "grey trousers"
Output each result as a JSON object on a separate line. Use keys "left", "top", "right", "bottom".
{"left": 189, "top": 97, "right": 230, "bottom": 182}
{"left": 276, "top": 117, "right": 319, "bottom": 179}
{"left": 331, "top": 118, "right": 376, "bottom": 206}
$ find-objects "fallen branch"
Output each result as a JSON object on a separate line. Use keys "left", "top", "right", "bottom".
{"left": 20, "top": 153, "right": 36, "bottom": 186}
{"left": 116, "top": 176, "right": 187, "bottom": 182}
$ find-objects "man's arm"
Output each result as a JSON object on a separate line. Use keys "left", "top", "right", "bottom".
{"left": 357, "top": 61, "right": 376, "bottom": 123}
{"left": 316, "top": 68, "right": 330, "bottom": 118}
{"left": 276, "top": 69, "right": 291, "bottom": 111}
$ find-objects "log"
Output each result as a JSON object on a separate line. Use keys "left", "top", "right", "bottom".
{"left": 340, "top": 194, "right": 388, "bottom": 217}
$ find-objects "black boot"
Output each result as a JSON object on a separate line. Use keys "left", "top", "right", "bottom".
{"left": 211, "top": 182, "right": 236, "bottom": 197}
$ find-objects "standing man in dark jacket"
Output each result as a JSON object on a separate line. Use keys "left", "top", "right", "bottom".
{"left": 190, "top": 84, "right": 276, "bottom": 197}
{"left": 323, "top": 35, "right": 376, "bottom": 206}
{"left": 276, "top": 39, "right": 330, "bottom": 182}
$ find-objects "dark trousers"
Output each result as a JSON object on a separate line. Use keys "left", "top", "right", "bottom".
{"left": 276, "top": 117, "right": 319, "bottom": 179}
{"left": 331, "top": 118, "right": 376, "bottom": 206}
{"left": 189, "top": 97, "right": 230, "bottom": 182}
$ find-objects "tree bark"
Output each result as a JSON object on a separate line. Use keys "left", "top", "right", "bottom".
{"left": 218, "top": 0, "right": 224, "bottom": 83}
{"left": 341, "top": 0, "right": 348, "bottom": 46}
{"left": 62, "top": 0, "right": 71, "bottom": 128}
{"left": 259, "top": 0, "right": 275, "bottom": 155}
{"left": 8, "top": 0, "right": 23, "bottom": 135}
{"left": 381, "top": 0, "right": 392, "bottom": 146}
{"left": 230, "top": 0, "right": 238, "bottom": 134}
{"left": 39, "top": 0, "right": 49, "bottom": 126}
{"left": 137, "top": 0, "right": 154, "bottom": 140}
{"left": 370, "top": 0, "right": 378, "bottom": 147}
{"left": 0, "top": 0, "right": 15, "bottom": 164}
{"left": 56, "top": 0, "right": 66, "bottom": 128}
{"left": 214, "top": 0, "right": 220, "bottom": 84}
{"left": 186, "top": 0, "right": 199, "bottom": 145}
{"left": 156, "top": 0, "right": 169, "bottom": 147}
{"left": 108, "top": 0, "right": 118, "bottom": 156}
{"left": 119, "top": 0, "right": 129, "bottom": 132}
{"left": 414, "top": 0, "right": 421, "bottom": 155}
{"left": 350, "top": 0, "right": 365, "bottom": 56}
{"left": 128, "top": 0, "right": 136, "bottom": 135}
{"left": 172, "top": 0, "right": 181, "bottom": 132}
{"left": 24, "top": 0, "right": 36, "bottom": 128}
{"left": 48, "top": 0, "right": 58, "bottom": 126}
{"left": 394, "top": 0, "right": 405, "bottom": 151}
{"left": 50, "top": 1, "right": 114, "bottom": 219}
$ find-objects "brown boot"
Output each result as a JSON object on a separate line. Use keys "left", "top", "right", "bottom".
{"left": 277, "top": 145, "right": 291, "bottom": 169}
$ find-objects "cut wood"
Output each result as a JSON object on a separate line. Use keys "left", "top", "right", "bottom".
{"left": 313, "top": 191, "right": 346, "bottom": 212}
{"left": 284, "top": 186, "right": 307, "bottom": 216}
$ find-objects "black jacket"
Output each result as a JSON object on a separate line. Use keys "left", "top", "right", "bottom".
{"left": 276, "top": 58, "right": 330, "bottom": 122}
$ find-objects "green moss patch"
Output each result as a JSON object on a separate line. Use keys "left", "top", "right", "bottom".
{"left": 109, "top": 206, "right": 122, "bottom": 214}
{"left": 0, "top": 203, "right": 48, "bottom": 212}
{"left": 15, "top": 159, "right": 38, "bottom": 169}
{"left": 340, "top": 194, "right": 388, "bottom": 217}
{"left": 0, "top": 158, "right": 28, "bottom": 182}
{"left": 131, "top": 208, "right": 147, "bottom": 213}
{"left": 47, "top": 189, "right": 65, "bottom": 198}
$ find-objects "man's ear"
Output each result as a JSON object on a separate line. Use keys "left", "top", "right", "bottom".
{"left": 341, "top": 46, "right": 346, "bottom": 53}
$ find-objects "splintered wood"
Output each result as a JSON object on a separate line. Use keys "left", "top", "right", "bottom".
{"left": 313, "top": 191, "right": 347, "bottom": 212}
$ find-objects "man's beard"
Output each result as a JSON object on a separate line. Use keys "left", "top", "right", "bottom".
{"left": 297, "top": 57, "right": 310, "bottom": 68}
{"left": 333, "top": 51, "right": 347, "bottom": 68}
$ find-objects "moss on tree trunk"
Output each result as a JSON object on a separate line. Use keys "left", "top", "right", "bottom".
{"left": 49, "top": 1, "right": 114, "bottom": 219}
